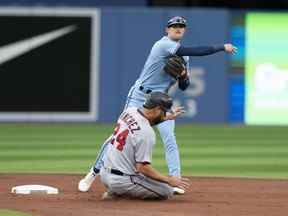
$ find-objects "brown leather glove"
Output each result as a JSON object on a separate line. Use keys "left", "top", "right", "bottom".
{"left": 163, "top": 55, "right": 187, "bottom": 80}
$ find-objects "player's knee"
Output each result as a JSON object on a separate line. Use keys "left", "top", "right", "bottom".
{"left": 160, "top": 186, "right": 174, "bottom": 200}
{"left": 152, "top": 183, "right": 174, "bottom": 200}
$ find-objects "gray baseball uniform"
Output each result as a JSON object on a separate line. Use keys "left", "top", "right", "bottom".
{"left": 99, "top": 107, "right": 173, "bottom": 200}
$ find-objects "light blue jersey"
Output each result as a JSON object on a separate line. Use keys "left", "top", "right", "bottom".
{"left": 123, "top": 36, "right": 189, "bottom": 177}
{"left": 127, "top": 36, "right": 189, "bottom": 105}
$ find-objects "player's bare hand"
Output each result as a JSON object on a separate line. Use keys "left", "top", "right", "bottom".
{"left": 224, "top": 43, "right": 237, "bottom": 54}
{"left": 164, "top": 106, "right": 185, "bottom": 121}
{"left": 168, "top": 176, "right": 190, "bottom": 190}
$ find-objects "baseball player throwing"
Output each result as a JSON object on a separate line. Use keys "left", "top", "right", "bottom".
{"left": 100, "top": 92, "right": 189, "bottom": 199}
{"left": 79, "top": 16, "right": 237, "bottom": 194}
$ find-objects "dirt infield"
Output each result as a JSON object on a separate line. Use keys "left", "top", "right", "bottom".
{"left": 0, "top": 174, "right": 288, "bottom": 216}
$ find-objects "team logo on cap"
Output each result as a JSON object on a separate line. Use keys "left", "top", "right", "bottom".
{"left": 167, "top": 16, "right": 187, "bottom": 27}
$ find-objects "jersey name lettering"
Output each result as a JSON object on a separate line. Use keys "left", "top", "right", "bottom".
{"left": 119, "top": 111, "right": 141, "bottom": 134}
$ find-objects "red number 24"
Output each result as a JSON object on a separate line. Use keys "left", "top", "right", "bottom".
{"left": 111, "top": 123, "right": 129, "bottom": 151}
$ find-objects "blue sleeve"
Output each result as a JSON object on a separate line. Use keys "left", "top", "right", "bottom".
{"left": 178, "top": 77, "right": 190, "bottom": 91}
{"left": 178, "top": 56, "right": 190, "bottom": 91}
{"left": 176, "top": 45, "right": 225, "bottom": 56}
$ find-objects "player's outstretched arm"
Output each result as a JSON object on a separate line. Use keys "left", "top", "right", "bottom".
{"left": 176, "top": 44, "right": 237, "bottom": 56}
{"left": 136, "top": 163, "right": 190, "bottom": 191}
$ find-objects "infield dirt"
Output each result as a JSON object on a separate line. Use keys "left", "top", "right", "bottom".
{"left": 0, "top": 174, "right": 288, "bottom": 216}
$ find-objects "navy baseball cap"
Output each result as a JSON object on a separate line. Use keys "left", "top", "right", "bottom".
{"left": 167, "top": 16, "right": 187, "bottom": 28}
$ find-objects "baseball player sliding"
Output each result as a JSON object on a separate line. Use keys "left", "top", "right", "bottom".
{"left": 100, "top": 92, "right": 189, "bottom": 199}
{"left": 79, "top": 16, "right": 237, "bottom": 194}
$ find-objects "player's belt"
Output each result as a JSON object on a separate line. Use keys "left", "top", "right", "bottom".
{"left": 139, "top": 86, "right": 152, "bottom": 94}
{"left": 104, "top": 167, "right": 126, "bottom": 176}
{"left": 110, "top": 169, "right": 124, "bottom": 176}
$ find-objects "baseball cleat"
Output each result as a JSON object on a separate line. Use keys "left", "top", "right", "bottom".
{"left": 173, "top": 187, "right": 185, "bottom": 195}
{"left": 78, "top": 170, "right": 96, "bottom": 192}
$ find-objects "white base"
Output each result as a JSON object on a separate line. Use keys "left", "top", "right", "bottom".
{"left": 11, "top": 185, "right": 59, "bottom": 194}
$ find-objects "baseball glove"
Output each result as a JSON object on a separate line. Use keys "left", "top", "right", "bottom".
{"left": 163, "top": 55, "right": 187, "bottom": 80}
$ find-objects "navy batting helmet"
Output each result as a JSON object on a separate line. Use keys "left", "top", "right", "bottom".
{"left": 143, "top": 92, "right": 173, "bottom": 113}
{"left": 167, "top": 16, "right": 187, "bottom": 28}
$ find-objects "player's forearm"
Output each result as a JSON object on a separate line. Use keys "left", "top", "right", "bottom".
{"left": 136, "top": 163, "right": 170, "bottom": 184}
{"left": 176, "top": 45, "right": 224, "bottom": 56}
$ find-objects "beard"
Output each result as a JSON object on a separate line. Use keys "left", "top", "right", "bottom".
{"left": 151, "top": 115, "right": 164, "bottom": 126}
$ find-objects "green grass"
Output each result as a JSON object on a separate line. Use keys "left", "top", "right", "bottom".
{"left": 0, "top": 123, "right": 288, "bottom": 179}
{"left": 0, "top": 209, "right": 31, "bottom": 216}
